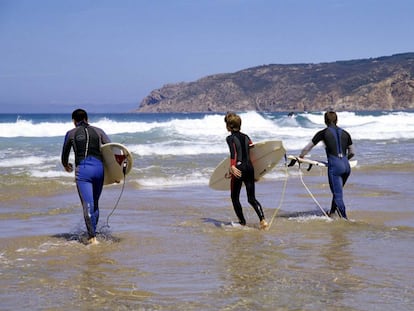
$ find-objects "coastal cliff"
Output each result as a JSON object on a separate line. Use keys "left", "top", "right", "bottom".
{"left": 136, "top": 53, "right": 414, "bottom": 112}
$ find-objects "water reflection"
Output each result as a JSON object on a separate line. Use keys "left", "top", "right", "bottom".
{"left": 319, "top": 225, "right": 364, "bottom": 307}
{"left": 322, "top": 228, "right": 352, "bottom": 271}
{"left": 74, "top": 243, "right": 151, "bottom": 309}
{"left": 216, "top": 231, "right": 280, "bottom": 309}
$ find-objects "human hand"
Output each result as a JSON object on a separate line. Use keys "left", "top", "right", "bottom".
{"left": 64, "top": 163, "right": 73, "bottom": 173}
{"left": 230, "top": 165, "right": 242, "bottom": 178}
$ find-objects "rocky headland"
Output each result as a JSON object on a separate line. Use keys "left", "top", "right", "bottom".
{"left": 136, "top": 53, "right": 414, "bottom": 112}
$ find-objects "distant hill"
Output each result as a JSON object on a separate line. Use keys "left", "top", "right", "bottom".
{"left": 136, "top": 53, "right": 414, "bottom": 112}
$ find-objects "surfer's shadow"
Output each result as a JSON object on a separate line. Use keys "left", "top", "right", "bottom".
{"left": 202, "top": 217, "right": 233, "bottom": 227}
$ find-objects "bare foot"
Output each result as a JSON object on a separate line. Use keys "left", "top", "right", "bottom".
{"left": 259, "top": 219, "right": 269, "bottom": 230}
{"left": 87, "top": 237, "right": 99, "bottom": 245}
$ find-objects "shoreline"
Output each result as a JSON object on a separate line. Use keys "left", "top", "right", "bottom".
{"left": 1, "top": 165, "right": 413, "bottom": 240}
{"left": 1, "top": 167, "right": 414, "bottom": 310}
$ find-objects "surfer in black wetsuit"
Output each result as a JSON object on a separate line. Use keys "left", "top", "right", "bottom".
{"left": 299, "top": 111, "right": 355, "bottom": 219}
{"left": 61, "top": 109, "right": 111, "bottom": 244}
{"left": 225, "top": 113, "right": 268, "bottom": 229}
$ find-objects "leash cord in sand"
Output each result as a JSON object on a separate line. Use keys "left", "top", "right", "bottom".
{"left": 296, "top": 159, "right": 329, "bottom": 218}
{"left": 104, "top": 160, "right": 127, "bottom": 228}
{"left": 268, "top": 157, "right": 289, "bottom": 229}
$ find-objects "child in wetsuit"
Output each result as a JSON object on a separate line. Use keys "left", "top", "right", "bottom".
{"left": 225, "top": 113, "right": 268, "bottom": 229}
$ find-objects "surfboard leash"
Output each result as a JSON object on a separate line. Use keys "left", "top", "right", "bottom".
{"left": 268, "top": 155, "right": 289, "bottom": 229}
{"left": 104, "top": 160, "right": 128, "bottom": 228}
{"left": 295, "top": 158, "right": 329, "bottom": 218}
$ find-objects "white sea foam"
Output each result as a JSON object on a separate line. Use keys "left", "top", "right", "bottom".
{"left": 1, "top": 111, "right": 413, "bottom": 141}
{"left": 0, "top": 119, "right": 73, "bottom": 138}
{"left": 0, "top": 156, "right": 46, "bottom": 167}
{"left": 135, "top": 175, "right": 209, "bottom": 189}
{"left": 129, "top": 142, "right": 227, "bottom": 156}
{"left": 30, "top": 169, "right": 70, "bottom": 178}
{"left": 1, "top": 111, "right": 413, "bottom": 189}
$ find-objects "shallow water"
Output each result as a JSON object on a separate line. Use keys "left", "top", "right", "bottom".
{"left": 1, "top": 167, "right": 414, "bottom": 311}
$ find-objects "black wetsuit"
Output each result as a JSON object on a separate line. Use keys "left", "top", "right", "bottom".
{"left": 226, "top": 131, "right": 265, "bottom": 225}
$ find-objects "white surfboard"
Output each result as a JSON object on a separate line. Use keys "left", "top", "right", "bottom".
{"left": 287, "top": 155, "right": 357, "bottom": 168}
{"left": 101, "top": 143, "right": 134, "bottom": 185}
{"left": 209, "top": 140, "right": 286, "bottom": 191}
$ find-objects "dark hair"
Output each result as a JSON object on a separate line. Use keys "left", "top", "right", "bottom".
{"left": 324, "top": 111, "right": 338, "bottom": 126}
{"left": 72, "top": 109, "right": 88, "bottom": 123}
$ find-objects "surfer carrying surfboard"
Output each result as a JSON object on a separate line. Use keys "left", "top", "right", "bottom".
{"left": 299, "top": 111, "right": 355, "bottom": 219}
{"left": 61, "top": 109, "right": 111, "bottom": 244}
{"left": 224, "top": 113, "right": 268, "bottom": 230}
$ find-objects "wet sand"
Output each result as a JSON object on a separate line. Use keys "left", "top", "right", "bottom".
{"left": 1, "top": 168, "right": 414, "bottom": 310}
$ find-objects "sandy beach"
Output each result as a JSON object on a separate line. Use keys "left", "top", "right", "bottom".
{"left": 1, "top": 164, "right": 414, "bottom": 310}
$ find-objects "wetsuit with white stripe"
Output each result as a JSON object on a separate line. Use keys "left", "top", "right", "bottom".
{"left": 61, "top": 121, "right": 110, "bottom": 238}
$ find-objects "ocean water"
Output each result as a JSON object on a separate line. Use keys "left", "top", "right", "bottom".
{"left": 1, "top": 111, "right": 413, "bottom": 191}
{"left": 1, "top": 111, "right": 414, "bottom": 310}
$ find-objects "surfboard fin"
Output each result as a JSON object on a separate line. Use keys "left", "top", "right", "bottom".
{"left": 122, "top": 159, "right": 128, "bottom": 175}
{"left": 287, "top": 157, "right": 311, "bottom": 171}
{"left": 287, "top": 158, "right": 297, "bottom": 167}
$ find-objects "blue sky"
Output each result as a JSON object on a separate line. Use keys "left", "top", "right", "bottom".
{"left": 1, "top": 0, "right": 413, "bottom": 113}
